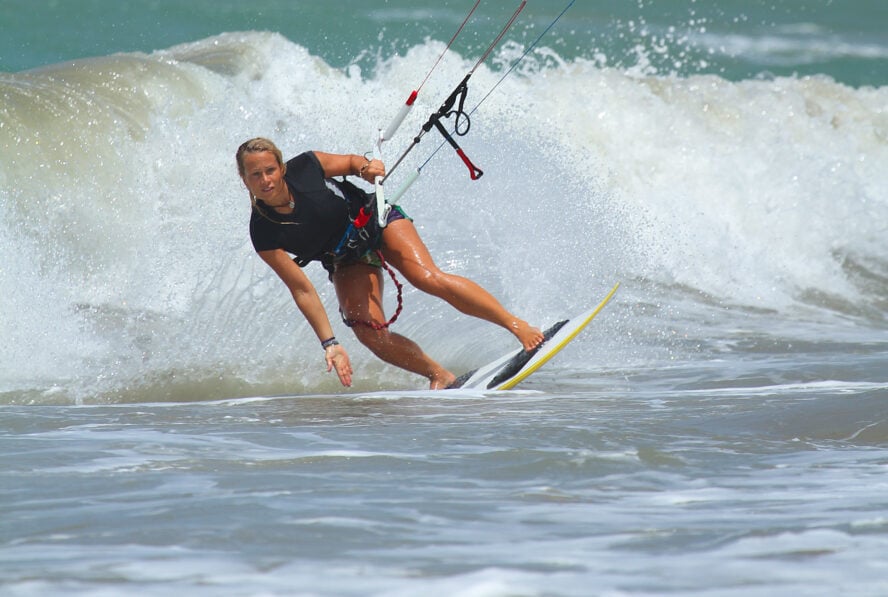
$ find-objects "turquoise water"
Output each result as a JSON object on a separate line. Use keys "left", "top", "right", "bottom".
{"left": 3, "top": 0, "right": 887, "bottom": 86}
{"left": 2, "top": 1, "right": 887, "bottom": 596}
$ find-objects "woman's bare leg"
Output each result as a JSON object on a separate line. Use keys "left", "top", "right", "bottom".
{"left": 333, "top": 263, "right": 456, "bottom": 389}
{"left": 380, "top": 219, "right": 544, "bottom": 351}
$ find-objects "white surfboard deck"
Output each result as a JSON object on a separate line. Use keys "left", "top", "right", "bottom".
{"left": 448, "top": 282, "right": 620, "bottom": 391}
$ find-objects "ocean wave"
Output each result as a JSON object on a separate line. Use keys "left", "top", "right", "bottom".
{"left": 697, "top": 28, "right": 888, "bottom": 66}
{"left": 1, "top": 32, "right": 886, "bottom": 402}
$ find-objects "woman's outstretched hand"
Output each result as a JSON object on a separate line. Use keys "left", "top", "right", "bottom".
{"left": 325, "top": 344, "right": 353, "bottom": 387}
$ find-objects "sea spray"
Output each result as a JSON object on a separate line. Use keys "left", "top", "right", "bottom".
{"left": 1, "top": 32, "right": 886, "bottom": 403}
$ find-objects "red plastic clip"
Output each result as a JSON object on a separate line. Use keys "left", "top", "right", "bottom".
{"left": 354, "top": 207, "right": 371, "bottom": 228}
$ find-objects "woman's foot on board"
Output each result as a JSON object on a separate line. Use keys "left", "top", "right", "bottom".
{"left": 512, "top": 319, "right": 545, "bottom": 352}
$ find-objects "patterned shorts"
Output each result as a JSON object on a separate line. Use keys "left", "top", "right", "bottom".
{"left": 322, "top": 205, "right": 411, "bottom": 277}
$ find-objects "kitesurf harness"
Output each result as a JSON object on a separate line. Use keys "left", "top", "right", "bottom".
{"left": 328, "top": 177, "right": 381, "bottom": 263}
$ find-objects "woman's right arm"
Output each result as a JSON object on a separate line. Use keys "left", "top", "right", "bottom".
{"left": 257, "top": 249, "right": 353, "bottom": 386}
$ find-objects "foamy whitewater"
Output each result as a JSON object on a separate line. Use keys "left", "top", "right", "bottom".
{"left": 1, "top": 2, "right": 887, "bottom": 595}
{"left": 2, "top": 30, "right": 885, "bottom": 403}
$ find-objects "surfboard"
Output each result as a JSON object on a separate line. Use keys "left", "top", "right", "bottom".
{"left": 448, "top": 282, "right": 620, "bottom": 391}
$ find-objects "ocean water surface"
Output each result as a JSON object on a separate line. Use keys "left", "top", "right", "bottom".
{"left": 2, "top": 1, "right": 887, "bottom": 595}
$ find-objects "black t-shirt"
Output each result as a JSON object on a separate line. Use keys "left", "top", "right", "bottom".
{"left": 249, "top": 151, "right": 352, "bottom": 265}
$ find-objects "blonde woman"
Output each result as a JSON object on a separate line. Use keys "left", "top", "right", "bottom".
{"left": 236, "top": 138, "right": 542, "bottom": 389}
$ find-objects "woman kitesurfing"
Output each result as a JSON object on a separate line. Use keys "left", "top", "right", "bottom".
{"left": 236, "top": 140, "right": 543, "bottom": 389}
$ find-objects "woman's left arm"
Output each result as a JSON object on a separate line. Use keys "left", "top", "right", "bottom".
{"left": 314, "top": 151, "right": 385, "bottom": 182}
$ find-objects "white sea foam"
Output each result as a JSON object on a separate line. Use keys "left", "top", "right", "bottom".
{"left": 1, "top": 32, "right": 886, "bottom": 402}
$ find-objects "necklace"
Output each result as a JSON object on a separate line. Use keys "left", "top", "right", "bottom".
{"left": 253, "top": 187, "right": 300, "bottom": 226}
{"left": 262, "top": 188, "right": 295, "bottom": 210}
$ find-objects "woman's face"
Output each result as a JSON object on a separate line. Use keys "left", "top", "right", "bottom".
{"left": 241, "top": 151, "right": 286, "bottom": 203}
